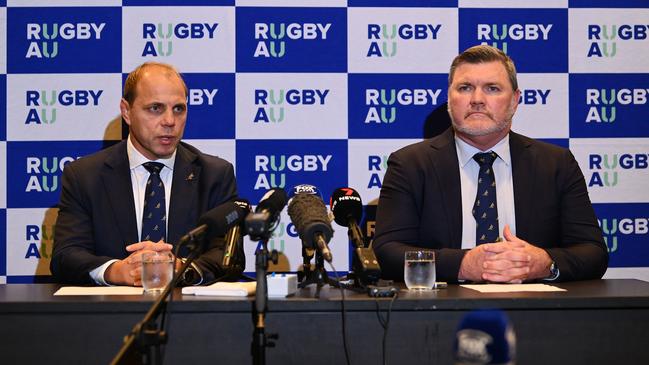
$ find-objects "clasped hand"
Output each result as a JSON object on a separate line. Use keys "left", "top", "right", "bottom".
{"left": 105, "top": 240, "right": 179, "bottom": 286}
{"left": 458, "top": 225, "right": 552, "bottom": 283}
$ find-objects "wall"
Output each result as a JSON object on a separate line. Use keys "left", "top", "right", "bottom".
{"left": 0, "top": 0, "right": 647, "bottom": 283}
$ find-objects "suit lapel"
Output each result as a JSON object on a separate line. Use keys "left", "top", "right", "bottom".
{"left": 429, "top": 129, "right": 463, "bottom": 247}
{"left": 168, "top": 144, "right": 201, "bottom": 245}
{"left": 101, "top": 141, "right": 139, "bottom": 245}
{"left": 509, "top": 132, "right": 535, "bottom": 239}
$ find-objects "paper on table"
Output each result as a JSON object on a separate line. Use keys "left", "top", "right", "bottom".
{"left": 182, "top": 281, "right": 256, "bottom": 297}
{"left": 461, "top": 284, "right": 567, "bottom": 293}
{"left": 54, "top": 286, "right": 144, "bottom": 296}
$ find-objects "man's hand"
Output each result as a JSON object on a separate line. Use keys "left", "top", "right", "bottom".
{"left": 459, "top": 225, "right": 553, "bottom": 283}
{"left": 105, "top": 240, "right": 175, "bottom": 286}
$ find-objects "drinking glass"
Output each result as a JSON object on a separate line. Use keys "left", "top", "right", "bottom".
{"left": 141, "top": 251, "right": 174, "bottom": 293}
{"left": 404, "top": 250, "right": 436, "bottom": 290}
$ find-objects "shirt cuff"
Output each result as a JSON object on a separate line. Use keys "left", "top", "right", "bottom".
{"left": 90, "top": 259, "right": 119, "bottom": 286}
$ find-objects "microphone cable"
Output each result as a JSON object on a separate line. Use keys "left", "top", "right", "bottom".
{"left": 374, "top": 290, "right": 399, "bottom": 365}
{"left": 327, "top": 261, "right": 352, "bottom": 365}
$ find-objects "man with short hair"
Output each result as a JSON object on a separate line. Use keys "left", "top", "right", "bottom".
{"left": 373, "top": 45, "right": 608, "bottom": 283}
{"left": 51, "top": 62, "right": 238, "bottom": 286}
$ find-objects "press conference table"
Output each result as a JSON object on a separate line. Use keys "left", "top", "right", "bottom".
{"left": 1, "top": 279, "right": 648, "bottom": 364}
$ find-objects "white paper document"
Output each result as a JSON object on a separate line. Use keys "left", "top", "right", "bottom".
{"left": 460, "top": 284, "right": 567, "bottom": 293}
{"left": 182, "top": 281, "right": 256, "bottom": 297}
{"left": 54, "top": 286, "right": 144, "bottom": 296}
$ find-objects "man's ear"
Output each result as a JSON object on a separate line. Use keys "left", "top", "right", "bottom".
{"left": 120, "top": 98, "right": 131, "bottom": 126}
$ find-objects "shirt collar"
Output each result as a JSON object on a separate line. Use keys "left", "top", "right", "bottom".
{"left": 126, "top": 135, "right": 176, "bottom": 171}
{"left": 454, "top": 133, "right": 511, "bottom": 168}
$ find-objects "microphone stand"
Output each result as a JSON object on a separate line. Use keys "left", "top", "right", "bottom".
{"left": 251, "top": 237, "right": 279, "bottom": 365}
{"left": 297, "top": 247, "right": 340, "bottom": 298}
{"left": 110, "top": 234, "right": 203, "bottom": 365}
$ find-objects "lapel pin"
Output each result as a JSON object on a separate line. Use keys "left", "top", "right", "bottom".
{"left": 186, "top": 172, "right": 195, "bottom": 181}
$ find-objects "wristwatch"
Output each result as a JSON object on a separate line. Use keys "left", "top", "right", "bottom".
{"left": 546, "top": 260, "right": 560, "bottom": 281}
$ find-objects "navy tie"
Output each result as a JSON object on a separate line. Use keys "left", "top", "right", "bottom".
{"left": 142, "top": 162, "right": 166, "bottom": 242}
{"left": 472, "top": 152, "right": 499, "bottom": 245}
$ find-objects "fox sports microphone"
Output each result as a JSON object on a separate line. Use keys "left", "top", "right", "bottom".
{"left": 222, "top": 199, "right": 251, "bottom": 268}
{"left": 245, "top": 188, "right": 288, "bottom": 240}
{"left": 287, "top": 189, "right": 334, "bottom": 262}
{"left": 454, "top": 309, "right": 516, "bottom": 365}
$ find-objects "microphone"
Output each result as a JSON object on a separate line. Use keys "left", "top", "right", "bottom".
{"left": 330, "top": 187, "right": 381, "bottom": 284}
{"left": 245, "top": 188, "right": 288, "bottom": 240}
{"left": 222, "top": 199, "right": 251, "bottom": 268}
{"left": 288, "top": 191, "right": 334, "bottom": 262}
{"left": 289, "top": 183, "right": 322, "bottom": 199}
{"left": 454, "top": 309, "right": 516, "bottom": 365}
{"left": 330, "top": 187, "right": 364, "bottom": 248}
{"left": 179, "top": 200, "right": 249, "bottom": 252}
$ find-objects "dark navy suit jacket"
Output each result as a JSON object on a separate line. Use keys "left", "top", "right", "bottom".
{"left": 51, "top": 140, "right": 238, "bottom": 284}
{"left": 373, "top": 128, "right": 608, "bottom": 282}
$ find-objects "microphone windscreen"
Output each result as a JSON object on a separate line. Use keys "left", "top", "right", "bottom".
{"left": 287, "top": 193, "right": 333, "bottom": 248}
{"left": 330, "top": 187, "right": 363, "bottom": 226}
{"left": 454, "top": 309, "right": 516, "bottom": 365}
{"left": 197, "top": 200, "right": 249, "bottom": 238}
{"left": 256, "top": 188, "right": 288, "bottom": 214}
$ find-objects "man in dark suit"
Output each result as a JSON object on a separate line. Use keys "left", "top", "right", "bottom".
{"left": 374, "top": 45, "right": 608, "bottom": 283}
{"left": 51, "top": 62, "right": 238, "bottom": 286}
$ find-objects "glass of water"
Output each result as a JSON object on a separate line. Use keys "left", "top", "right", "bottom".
{"left": 404, "top": 250, "right": 436, "bottom": 290}
{"left": 141, "top": 251, "right": 174, "bottom": 293}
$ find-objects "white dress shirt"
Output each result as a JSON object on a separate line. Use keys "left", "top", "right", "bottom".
{"left": 455, "top": 135, "right": 516, "bottom": 249}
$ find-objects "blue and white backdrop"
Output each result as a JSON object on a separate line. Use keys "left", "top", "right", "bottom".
{"left": 1, "top": 0, "right": 648, "bottom": 284}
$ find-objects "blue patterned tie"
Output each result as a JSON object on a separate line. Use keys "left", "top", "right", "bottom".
{"left": 472, "top": 152, "right": 499, "bottom": 245}
{"left": 141, "top": 162, "right": 166, "bottom": 242}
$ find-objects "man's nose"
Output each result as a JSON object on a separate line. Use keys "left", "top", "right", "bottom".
{"left": 160, "top": 109, "right": 176, "bottom": 127}
{"left": 470, "top": 89, "right": 485, "bottom": 105}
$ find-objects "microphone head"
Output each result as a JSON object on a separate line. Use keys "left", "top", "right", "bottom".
{"left": 197, "top": 200, "right": 249, "bottom": 238}
{"left": 330, "top": 187, "right": 363, "bottom": 227}
{"left": 289, "top": 184, "right": 322, "bottom": 200}
{"left": 454, "top": 309, "right": 516, "bottom": 365}
{"left": 256, "top": 188, "right": 288, "bottom": 215}
{"left": 287, "top": 193, "right": 333, "bottom": 249}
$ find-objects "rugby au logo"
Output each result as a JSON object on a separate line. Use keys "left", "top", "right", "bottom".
{"left": 141, "top": 23, "right": 219, "bottom": 57}
{"left": 599, "top": 217, "right": 649, "bottom": 254}
{"left": 477, "top": 23, "right": 553, "bottom": 54}
{"left": 253, "top": 89, "right": 330, "bottom": 123}
{"left": 366, "top": 23, "right": 442, "bottom": 58}
{"left": 587, "top": 24, "right": 648, "bottom": 58}
{"left": 253, "top": 22, "right": 332, "bottom": 58}
{"left": 25, "top": 156, "right": 78, "bottom": 192}
{"left": 588, "top": 153, "right": 649, "bottom": 187}
{"left": 253, "top": 154, "right": 332, "bottom": 190}
{"left": 24, "top": 89, "right": 103, "bottom": 125}
{"left": 585, "top": 88, "right": 649, "bottom": 123}
{"left": 25, "top": 22, "right": 106, "bottom": 58}
{"left": 364, "top": 88, "right": 442, "bottom": 124}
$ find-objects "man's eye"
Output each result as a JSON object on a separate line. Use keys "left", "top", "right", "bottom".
{"left": 173, "top": 105, "right": 186, "bottom": 113}
{"left": 149, "top": 104, "right": 161, "bottom": 112}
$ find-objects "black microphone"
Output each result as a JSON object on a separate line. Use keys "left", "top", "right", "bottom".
{"left": 245, "top": 188, "right": 288, "bottom": 240}
{"left": 330, "top": 187, "right": 364, "bottom": 248}
{"left": 179, "top": 200, "right": 249, "bottom": 252}
{"left": 454, "top": 309, "right": 516, "bottom": 365}
{"left": 330, "top": 187, "right": 381, "bottom": 284}
{"left": 288, "top": 192, "right": 334, "bottom": 262}
{"left": 222, "top": 199, "right": 251, "bottom": 268}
